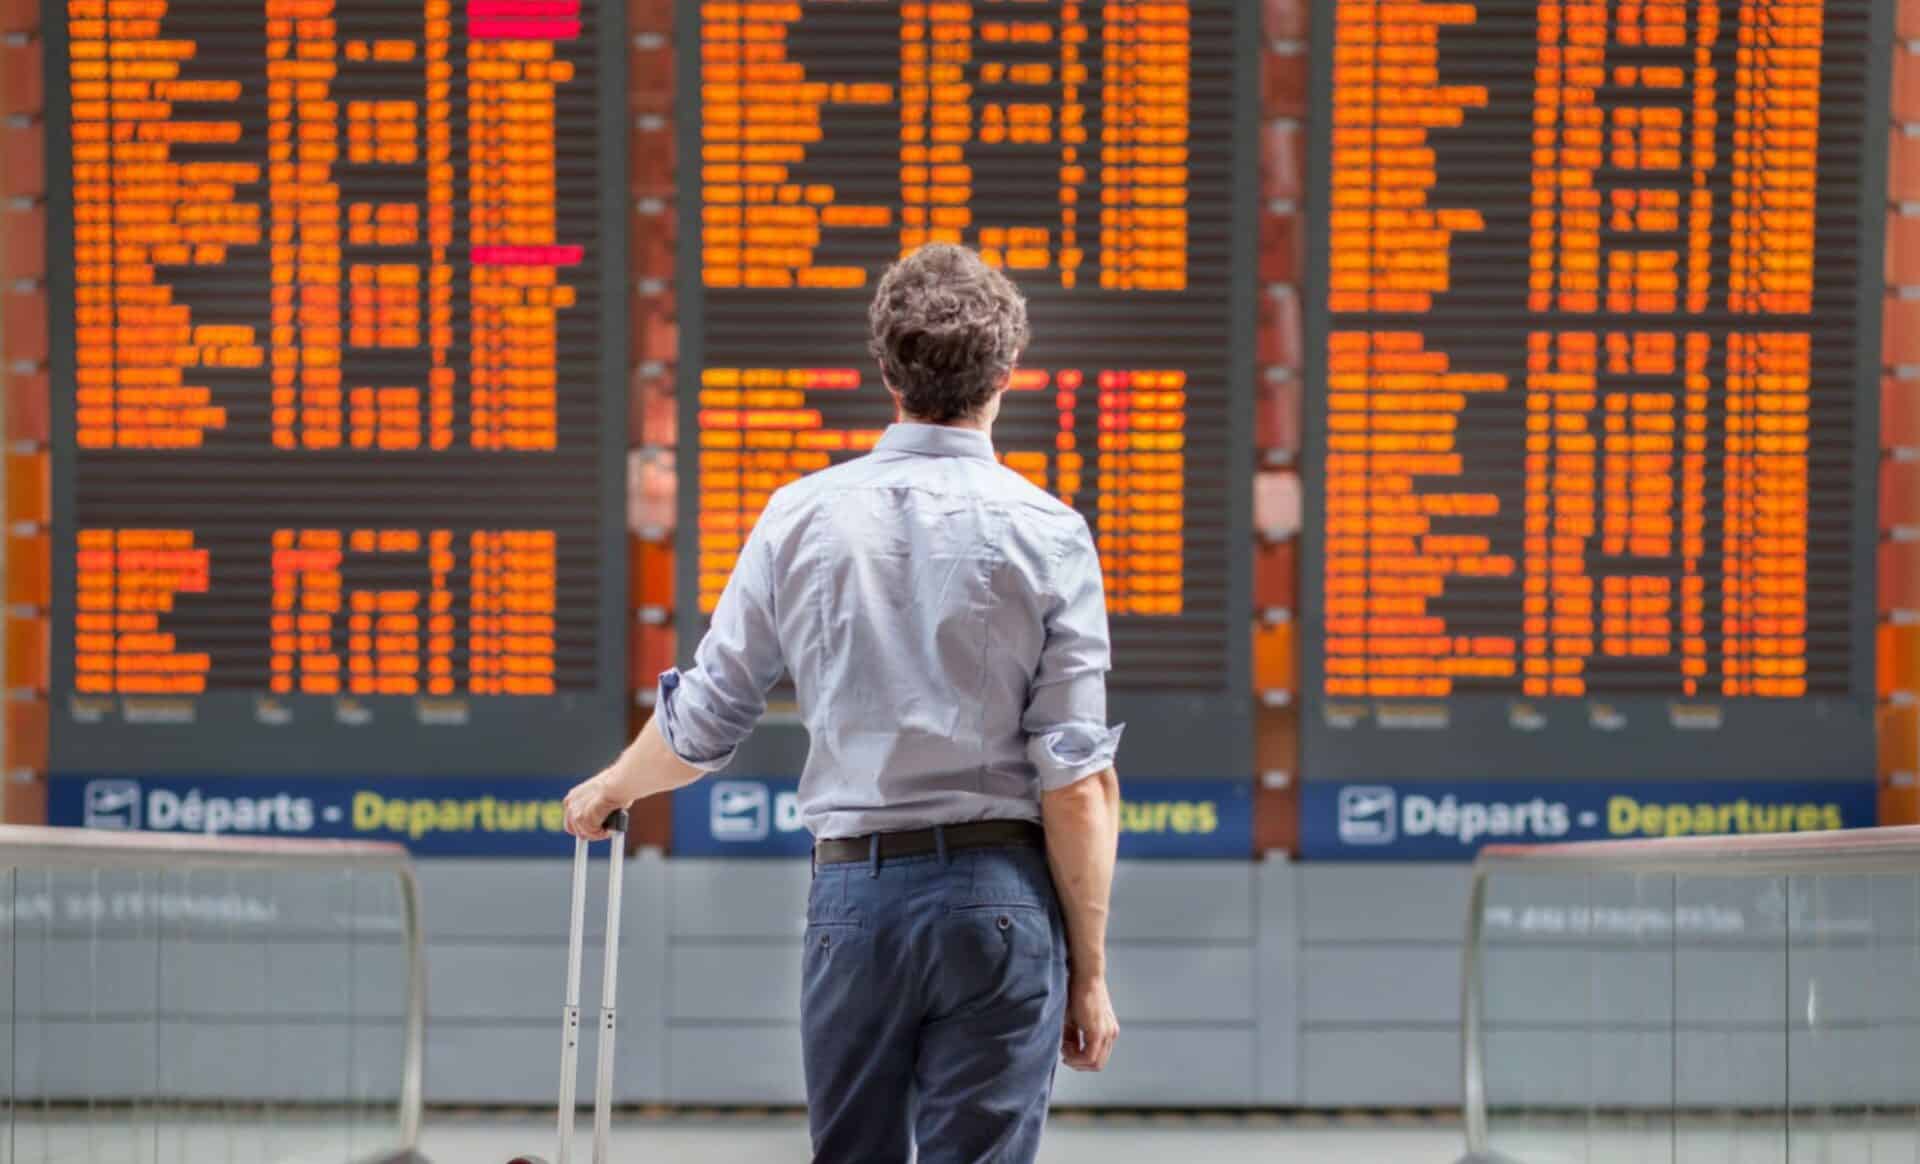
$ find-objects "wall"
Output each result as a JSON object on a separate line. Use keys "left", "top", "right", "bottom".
{"left": 9, "top": 855, "right": 1919, "bottom": 1113}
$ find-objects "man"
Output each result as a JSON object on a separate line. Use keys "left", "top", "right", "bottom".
{"left": 563, "top": 243, "right": 1122, "bottom": 1163}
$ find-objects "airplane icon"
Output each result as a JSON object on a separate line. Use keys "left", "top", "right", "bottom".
{"left": 83, "top": 780, "right": 142, "bottom": 831}
{"left": 710, "top": 781, "right": 770, "bottom": 842}
{"left": 1338, "top": 786, "right": 1396, "bottom": 845}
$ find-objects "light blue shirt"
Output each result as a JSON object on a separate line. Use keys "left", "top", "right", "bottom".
{"left": 656, "top": 422, "right": 1123, "bottom": 839}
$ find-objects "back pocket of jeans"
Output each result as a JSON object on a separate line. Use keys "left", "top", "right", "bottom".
{"left": 801, "top": 920, "right": 873, "bottom": 1026}
{"left": 803, "top": 920, "right": 867, "bottom": 980}
{"left": 947, "top": 904, "right": 1051, "bottom": 963}
{"left": 804, "top": 919, "right": 864, "bottom": 954}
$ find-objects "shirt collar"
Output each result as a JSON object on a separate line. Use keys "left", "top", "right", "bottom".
{"left": 873, "top": 423, "right": 996, "bottom": 462}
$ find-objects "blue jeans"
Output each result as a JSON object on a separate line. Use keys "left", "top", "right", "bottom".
{"left": 801, "top": 842, "right": 1068, "bottom": 1164}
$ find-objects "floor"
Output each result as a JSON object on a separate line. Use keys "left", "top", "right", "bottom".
{"left": 9, "top": 1110, "right": 1918, "bottom": 1163}
{"left": 422, "top": 1111, "right": 1466, "bottom": 1163}
{"left": 0, "top": 1109, "right": 1465, "bottom": 1164}
{"left": 420, "top": 1110, "right": 1920, "bottom": 1164}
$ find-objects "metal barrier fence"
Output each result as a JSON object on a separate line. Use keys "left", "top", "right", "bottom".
{"left": 0, "top": 825, "right": 425, "bottom": 1164}
{"left": 1459, "top": 826, "right": 1920, "bottom": 1164}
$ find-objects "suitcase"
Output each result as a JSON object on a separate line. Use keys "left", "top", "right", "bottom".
{"left": 509, "top": 809, "right": 630, "bottom": 1164}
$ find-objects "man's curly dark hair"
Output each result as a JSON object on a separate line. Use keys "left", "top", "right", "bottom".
{"left": 867, "top": 244, "right": 1030, "bottom": 424}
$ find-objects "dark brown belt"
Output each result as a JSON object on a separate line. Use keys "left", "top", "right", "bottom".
{"left": 813, "top": 819, "right": 1044, "bottom": 866}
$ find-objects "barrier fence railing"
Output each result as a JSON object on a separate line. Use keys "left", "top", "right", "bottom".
{"left": 1459, "top": 826, "right": 1920, "bottom": 1164}
{"left": 0, "top": 825, "right": 425, "bottom": 1164}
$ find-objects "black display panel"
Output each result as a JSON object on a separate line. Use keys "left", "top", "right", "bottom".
{"left": 1302, "top": 0, "right": 1888, "bottom": 781}
{"left": 45, "top": 0, "right": 629, "bottom": 776}
{"left": 676, "top": 0, "right": 1257, "bottom": 778}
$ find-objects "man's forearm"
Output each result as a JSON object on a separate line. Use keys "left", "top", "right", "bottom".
{"left": 1042, "top": 767, "right": 1120, "bottom": 977}
{"left": 605, "top": 716, "right": 706, "bottom": 802}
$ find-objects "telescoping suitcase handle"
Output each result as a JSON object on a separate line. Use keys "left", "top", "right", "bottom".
{"left": 510, "top": 809, "right": 629, "bottom": 1164}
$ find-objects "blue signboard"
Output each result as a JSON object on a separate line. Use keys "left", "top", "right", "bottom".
{"left": 1300, "top": 780, "right": 1879, "bottom": 861}
{"left": 672, "top": 777, "right": 1253, "bottom": 859}
{"left": 49, "top": 775, "right": 579, "bottom": 857}
{"left": 50, "top": 773, "right": 1254, "bottom": 859}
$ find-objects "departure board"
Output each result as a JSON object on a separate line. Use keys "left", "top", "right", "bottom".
{"left": 677, "top": 1, "right": 1256, "bottom": 778}
{"left": 1302, "top": 0, "right": 1887, "bottom": 782}
{"left": 45, "top": 0, "right": 629, "bottom": 776}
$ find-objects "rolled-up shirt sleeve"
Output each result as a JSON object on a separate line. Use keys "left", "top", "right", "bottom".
{"left": 1024, "top": 520, "right": 1124, "bottom": 791}
{"left": 654, "top": 512, "right": 785, "bottom": 772}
